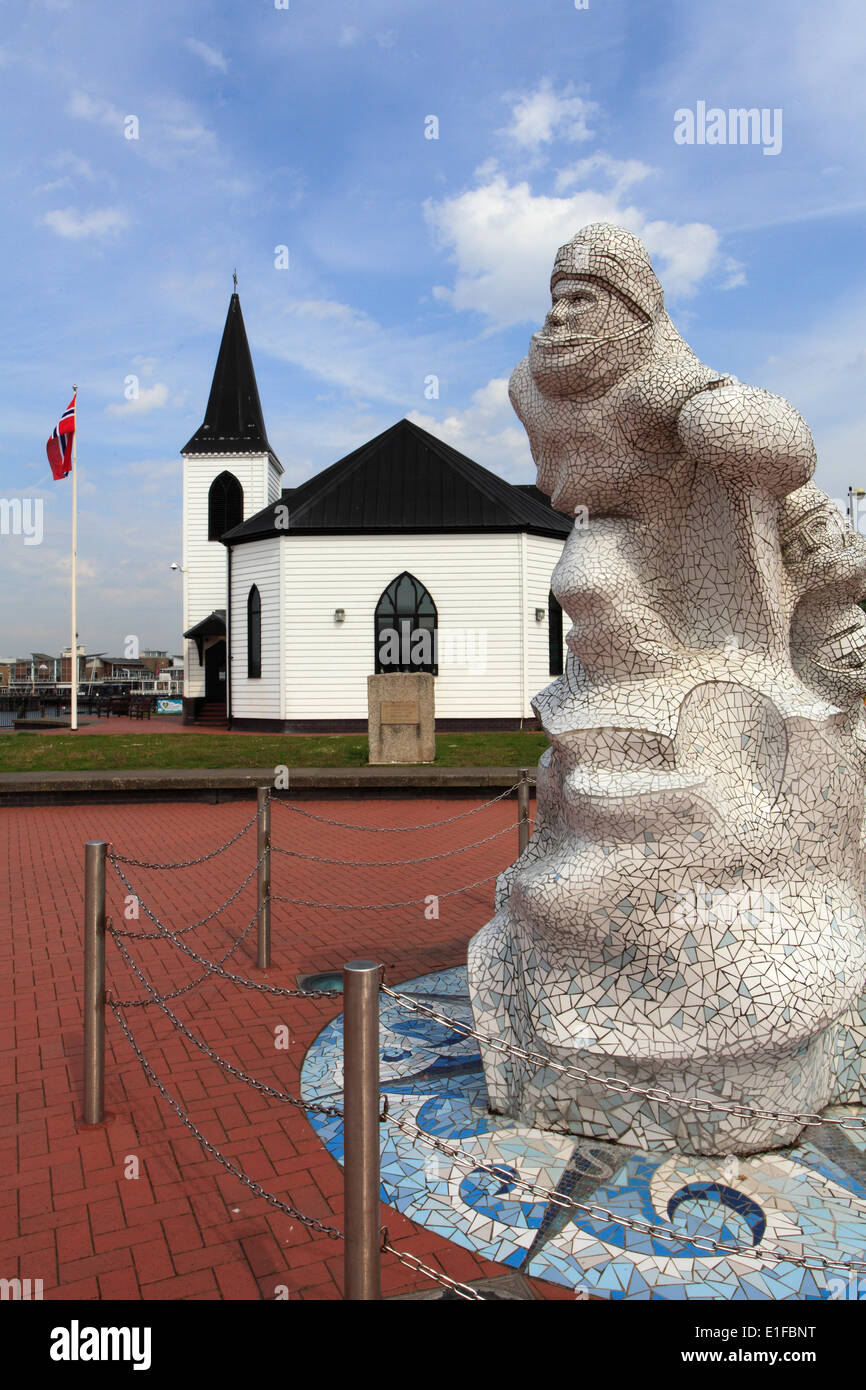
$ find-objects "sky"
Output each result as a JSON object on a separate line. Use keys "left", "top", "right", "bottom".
{"left": 1, "top": 0, "right": 865, "bottom": 657}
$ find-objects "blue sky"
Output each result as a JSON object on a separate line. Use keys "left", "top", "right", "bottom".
{"left": 1, "top": 0, "right": 865, "bottom": 656}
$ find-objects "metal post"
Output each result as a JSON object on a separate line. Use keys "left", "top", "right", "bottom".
{"left": 257, "top": 786, "right": 271, "bottom": 970}
{"left": 343, "top": 960, "right": 381, "bottom": 1301}
{"left": 83, "top": 841, "right": 106, "bottom": 1124}
{"left": 518, "top": 767, "right": 530, "bottom": 855}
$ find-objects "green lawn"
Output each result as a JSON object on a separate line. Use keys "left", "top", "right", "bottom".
{"left": 0, "top": 730, "right": 549, "bottom": 773}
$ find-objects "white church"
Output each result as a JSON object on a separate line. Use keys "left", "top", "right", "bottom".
{"left": 180, "top": 292, "right": 571, "bottom": 731}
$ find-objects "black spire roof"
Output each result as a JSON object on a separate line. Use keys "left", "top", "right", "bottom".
{"left": 182, "top": 293, "right": 279, "bottom": 462}
{"left": 222, "top": 418, "right": 572, "bottom": 542}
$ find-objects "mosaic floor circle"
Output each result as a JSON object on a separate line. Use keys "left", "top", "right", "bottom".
{"left": 300, "top": 967, "right": 866, "bottom": 1300}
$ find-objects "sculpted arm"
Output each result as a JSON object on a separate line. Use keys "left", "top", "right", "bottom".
{"left": 676, "top": 382, "right": 816, "bottom": 495}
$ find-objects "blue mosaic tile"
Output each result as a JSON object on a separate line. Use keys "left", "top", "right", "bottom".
{"left": 301, "top": 966, "right": 866, "bottom": 1300}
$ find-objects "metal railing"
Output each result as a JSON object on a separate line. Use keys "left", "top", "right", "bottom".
{"left": 79, "top": 774, "right": 866, "bottom": 1300}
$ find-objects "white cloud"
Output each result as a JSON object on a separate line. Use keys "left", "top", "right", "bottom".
{"left": 407, "top": 377, "right": 533, "bottom": 478}
{"left": 501, "top": 79, "right": 597, "bottom": 149}
{"left": 281, "top": 299, "right": 376, "bottom": 327}
{"left": 339, "top": 26, "right": 359, "bottom": 46}
{"left": 67, "top": 90, "right": 124, "bottom": 130}
{"left": 184, "top": 38, "right": 228, "bottom": 73}
{"left": 35, "top": 153, "right": 101, "bottom": 194}
{"left": 40, "top": 205, "right": 128, "bottom": 239}
{"left": 67, "top": 88, "right": 217, "bottom": 166}
{"left": 426, "top": 173, "right": 719, "bottom": 328}
{"left": 556, "top": 154, "right": 654, "bottom": 196}
{"left": 106, "top": 383, "right": 170, "bottom": 416}
{"left": 638, "top": 219, "right": 720, "bottom": 298}
{"left": 721, "top": 256, "right": 747, "bottom": 290}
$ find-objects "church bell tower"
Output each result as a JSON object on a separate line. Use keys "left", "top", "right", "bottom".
{"left": 180, "top": 285, "right": 282, "bottom": 723}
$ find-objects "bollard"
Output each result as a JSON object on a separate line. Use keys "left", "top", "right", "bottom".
{"left": 518, "top": 767, "right": 530, "bottom": 855}
{"left": 256, "top": 786, "right": 271, "bottom": 970}
{"left": 83, "top": 841, "right": 107, "bottom": 1124}
{"left": 343, "top": 961, "right": 381, "bottom": 1300}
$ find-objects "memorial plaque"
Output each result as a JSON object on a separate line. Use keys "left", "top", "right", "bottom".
{"left": 381, "top": 701, "right": 419, "bottom": 724}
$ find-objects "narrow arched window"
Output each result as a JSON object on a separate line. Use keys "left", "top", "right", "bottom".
{"left": 247, "top": 585, "right": 261, "bottom": 679}
{"left": 374, "top": 572, "right": 438, "bottom": 675}
{"left": 548, "top": 589, "right": 564, "bottom": 676}
{"left": 208, "top": 471, "right": 243, "bottom": 540}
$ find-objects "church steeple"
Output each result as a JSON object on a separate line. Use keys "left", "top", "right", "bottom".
{"left": 182, "top": 291, "right": 276, "bottom": 458}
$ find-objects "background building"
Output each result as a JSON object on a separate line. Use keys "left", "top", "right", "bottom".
{"left": 182, "top": 294, "right": 571, "bottom": 731}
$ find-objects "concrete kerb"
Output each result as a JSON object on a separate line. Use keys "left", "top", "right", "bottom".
{"left": 0, "top": 765, "right": 537, "bottom": 807}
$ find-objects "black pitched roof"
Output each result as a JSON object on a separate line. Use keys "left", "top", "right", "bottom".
{"left": 515, "top": 482, "right": 571, "bottom": 517}
{"left": 183, "top": 610, "right": 226, "bottom": 640}
{"left": 222, "top": 419, "right": 572, "bottom": 543}
{"left": 181, "top": 294, "right": 280, "bottom": 464}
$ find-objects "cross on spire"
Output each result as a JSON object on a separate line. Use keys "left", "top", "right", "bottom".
{"left": 232, "top": 268, "right": 238, "bottom": 293}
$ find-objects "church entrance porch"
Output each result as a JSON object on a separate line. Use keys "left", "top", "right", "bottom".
{"left": 199, "top": 639, "right": 227, "bottom": 726}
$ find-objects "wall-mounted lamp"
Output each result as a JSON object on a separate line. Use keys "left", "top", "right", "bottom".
{"left": 169, "top": 562, "right": 188, "bottom": 573}
{"left": 334, "top": 608, "right": 346, "bottom": 624}
{"left": 535, "top": 608, "right": 545, "bottom": 623}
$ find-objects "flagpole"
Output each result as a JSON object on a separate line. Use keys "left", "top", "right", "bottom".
{"left": 71, "top": 386, "right": 78, "bottom": 732}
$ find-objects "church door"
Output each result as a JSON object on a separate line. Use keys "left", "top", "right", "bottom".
{"left": 204, "top": 640, "right": 227, "bottom": 704}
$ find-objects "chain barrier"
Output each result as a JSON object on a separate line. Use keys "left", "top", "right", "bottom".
{"left": 382, "top": 986, "right": 866, "bottom": 1136}
{"left": 108, "top": 857, "right": 342, "bottom": 1000}
{"left": 271, "top": 820, "right": 519, "bottom": 868}
{"left": 272, "top": 872, "right": 500, "bottom": 912}
{"left": 110, "top": 1003, "right": 344, "bottom": 1239}
{"left": 380, "top": 1232, "right": 487, "bottom": 1300}
{"left": 385, "top": 1108, "right": 866, "bottom": 1275}
{"left": 110, "top": 854, "right": 266, "bottom": 940}
{"left": 108, "top": 801, "right": 265, "bottom": 870}
{"left": 108, "top": 930, "right": 344, "bottom": 1120}
{"left": 270, "top": 782, "right": 521, "bottom": 832}
{"left": 109, "top": 907, "right": 260, "bottom": 1008}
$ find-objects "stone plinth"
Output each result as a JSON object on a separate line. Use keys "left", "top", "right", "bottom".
{"left": 367, "top": 673, "right": 434, "bottom": 764}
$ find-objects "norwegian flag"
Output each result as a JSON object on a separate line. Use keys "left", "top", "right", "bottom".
{"left": 46, "top": 393, "right": 76, "bottom": 480}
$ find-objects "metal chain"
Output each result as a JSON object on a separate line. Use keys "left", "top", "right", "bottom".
{"left": 270, "top": 783, "right": 521, "bottom": 832}
{"left": 109, "top": 802, "right": 265, "bottom": 869}
{"left": 108, "top": 908, "right": 260, "bottom": 1007}
{"left": 382, "top": 987, "right": 866, "bottom": 1135}
{"left": 271, "top": 821, "right": 519, "bottom": 868}
{"left": 110, "top": 1004, "right": 344, "bottom": 1239}
{"left": 108, "top": 931, "right": 345, "bottom": 1120}
{"left": 380, "top": 1233, "right": 487, "bottom": 1300}
{"left": 110, "top": 854, "right": 265, "bottom": 939}
{"left": 108, "top": 859, "right": 341, "bottom": 1000}
{"left": 386, "top": 1110, "right": 866, "bottom": 1274}
{"left": 272, "top": 872, "right": 499, "bottom": 911}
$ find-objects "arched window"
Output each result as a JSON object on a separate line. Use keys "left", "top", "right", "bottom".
{"left": 247, "top": 585, "right": 261, "bottom": 679}
{"left": 548, "top": 589, "right": 564, "bottom": 676}
{"left": 374, "top": 572, "right": 438, "bottom": 675}
{"left": 208, "top": 471, "right": 243, "bottom": 540}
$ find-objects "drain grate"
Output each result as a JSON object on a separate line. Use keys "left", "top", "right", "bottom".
{"left": 296, "top": 970, "right": 344, "bottom": 993}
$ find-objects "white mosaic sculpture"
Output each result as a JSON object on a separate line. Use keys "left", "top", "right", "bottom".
{"left": 468, "top": 223, "right": 866, "bottom": 1155}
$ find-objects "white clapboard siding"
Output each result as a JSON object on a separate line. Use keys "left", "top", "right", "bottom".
{"left": 229, "top": 540, "right": 283, "bottom": 720}
{"left": 278, "top": 532, "right": 565, "bottom": 721}
{"left": 525, "top": 533, "right": 569, "bottom": 708}
{"left": 182, "top": 451, "right": 280, "bottom": 697}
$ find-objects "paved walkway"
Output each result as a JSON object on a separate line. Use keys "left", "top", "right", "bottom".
{"left": 1, "top": 793, "right": 570, "bottom": 1301}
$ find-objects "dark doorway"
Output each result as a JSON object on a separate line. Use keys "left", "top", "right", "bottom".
{"left": 204, "top": 640, "right": 227, "bottom": 703}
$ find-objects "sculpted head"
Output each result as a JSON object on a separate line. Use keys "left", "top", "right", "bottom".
{"left": 510, "top": 223, "right": 719, "bottom": 514}
{"left": 780, "top": 483, "right": 866, "bottom": 704}
{"left": 526, "top": 223, "right": 662, "bottom": 399}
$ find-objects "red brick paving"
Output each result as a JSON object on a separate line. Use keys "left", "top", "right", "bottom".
{"left": 1, "top": 792, "right": 573, "bottom": 1300}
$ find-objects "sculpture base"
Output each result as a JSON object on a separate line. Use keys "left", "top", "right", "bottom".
{"left": 301, "top": 966, "right": 866, "bottom": 1300}
{"left": 469, "top": 911, "right": 866, "bottom": 1157}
